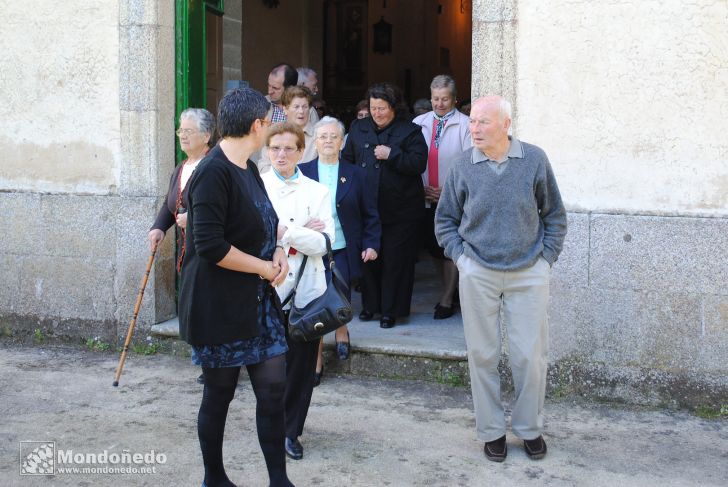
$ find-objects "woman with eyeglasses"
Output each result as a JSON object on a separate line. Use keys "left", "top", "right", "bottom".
{"left": 178, "top": 89, "right": 294, "bottom": 487}
{"left": 261, "top": 122, "right": 334, "bottom": 462}
{"left": 299, "top": 116, "right": 381, "bottom": 385}
{"left": 147, "top": 108, "right": 215, "bottom": 255}
{"left": 256, "top": 86, "right": 317, "bottom": 173}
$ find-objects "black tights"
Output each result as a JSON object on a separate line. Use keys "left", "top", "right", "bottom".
{"left": 198, "top": 354, "right": 293, "bottom": 487}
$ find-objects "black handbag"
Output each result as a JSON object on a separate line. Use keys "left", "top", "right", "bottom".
{"left": 281, "top": 233, "right": 353, "bottom": 342}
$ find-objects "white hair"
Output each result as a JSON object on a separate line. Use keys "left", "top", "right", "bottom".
{"left": 296, "top": 67, "right": 317, "bottom": 86}
{"left": 314, "top": 116, "right": 345, "bottom": 138}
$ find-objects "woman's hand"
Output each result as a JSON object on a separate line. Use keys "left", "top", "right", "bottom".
{"left": 147, "top": 229, "right": 164, "bottom": 251}
{"left": 175, "top": 212, "right": 188, "bottom": 229}
{"left": 277, "top": 224, "right": 288, "bottom": 241}
{"left": 374, "top": 145, "right": 391, "bottom": 160}
{"left": 270, "top": 247, "right": 289, "bottom": 286}
{"left": 362, "top": 248, "right": 378, "bottom": 262}
{"left": 304, "top": 218, "right": 326, "bottom": 232}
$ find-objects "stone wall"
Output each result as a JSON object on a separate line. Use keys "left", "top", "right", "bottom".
{"left": 0, "top": 0, "right": 177, "bottom": 340}
{"left": 473, "top": 0, "right": 728, "bottom": 404}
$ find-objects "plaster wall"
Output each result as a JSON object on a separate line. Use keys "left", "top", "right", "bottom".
{"left": 1, "top": 1, "right": 121, "bottom": 194}
{"left": 0, "top": 0, "right": 177, "bottom": 340}
{"left": 472, "top": 0, "right": 728, "bottom": 405}
{"left": 520, "top": 0, "right": 728, "bottom": 215}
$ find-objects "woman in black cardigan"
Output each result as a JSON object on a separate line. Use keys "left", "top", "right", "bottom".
{"left": 179, "top": 88, "right": 294, "bottom": 487}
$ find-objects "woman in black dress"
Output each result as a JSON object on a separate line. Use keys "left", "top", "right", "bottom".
{"left": 179, "top": 88, "right": 294, "bottom": 487}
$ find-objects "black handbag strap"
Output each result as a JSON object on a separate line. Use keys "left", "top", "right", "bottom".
{"left": 280, "top": 233, "right": 336, "bottom": 308}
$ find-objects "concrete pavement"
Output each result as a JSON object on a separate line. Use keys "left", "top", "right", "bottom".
{"left": 1, "top": 345, "right": 726, "bottom": 487}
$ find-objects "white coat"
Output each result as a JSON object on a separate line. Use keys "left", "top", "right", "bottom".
{"left": 413, "top": 109, "right": 472, "bottom": 188}
{"left": 262, "top": 170, "right": 335, "bottom": 309}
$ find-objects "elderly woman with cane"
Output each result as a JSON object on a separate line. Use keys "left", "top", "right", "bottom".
{"left": 147, "top": 108, "right": 215, "bottom": 255}
{"left": 178, "top": 88, "right": 294, "bottom": 487}
{"left": 261, "top": 121, "right": 334, "bottom": 461}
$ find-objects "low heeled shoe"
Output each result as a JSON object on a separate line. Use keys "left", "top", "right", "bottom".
{"left": 433, "top": 303, "right": 454, "bottom": 320}
{"left": 380, "top": 316, "right": 396, "bottom": 329}
{"left": 336, "top": 331, "right": 351, "bottom": 360}
{"left": 285, "top": 437, "right": 303, "bottom": 460}
{"left": 359, "top": 310, "right": 374, "bottom": 321}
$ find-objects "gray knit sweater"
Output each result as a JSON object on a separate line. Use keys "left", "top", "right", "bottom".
{"left": 435, "top": 139, "right": 567, "bottom": 271}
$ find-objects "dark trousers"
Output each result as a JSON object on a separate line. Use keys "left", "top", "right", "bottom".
{"left": 361, "top": 220, "right": 419, "bottom": 317}
{"left": 283, "top": 326, "right": 319, "bottom": 440}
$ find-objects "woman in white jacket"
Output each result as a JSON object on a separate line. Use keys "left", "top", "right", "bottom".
{"left": 261, "top": 122, "right": 335, "bottom": 462}
{"left": 413, "top": 75, "right": 472, "bottom": 320}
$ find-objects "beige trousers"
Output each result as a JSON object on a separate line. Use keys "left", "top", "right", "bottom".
{"left": 457, "top": 254, "right": 551, "bottom": 442}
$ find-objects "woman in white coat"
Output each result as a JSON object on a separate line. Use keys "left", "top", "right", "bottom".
{"left": 413, "top": 75, "right": 472, "bottom": 320}
{"left": 261, "top": 121, "right": 335, "bottom": 462}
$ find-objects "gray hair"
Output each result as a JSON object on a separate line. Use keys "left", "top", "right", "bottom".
{"left": 180, "top": 108, "right": 215, "bottom": 136}
{"left": 314, "top": 116, "right": 345, "bottom": 139}
{"left": 297, "top": 67, "right": 317, "bottom": 86}
{"left": 430, "top": 74, "right": 457, "bottom": 99}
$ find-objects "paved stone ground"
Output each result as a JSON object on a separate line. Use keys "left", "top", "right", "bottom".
{"left": 1, "top": 345, "right": 726, "bottom": 487}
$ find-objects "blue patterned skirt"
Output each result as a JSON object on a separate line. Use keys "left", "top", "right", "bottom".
{"left": 191, "top": 285, "right": 288, "bottom": 368}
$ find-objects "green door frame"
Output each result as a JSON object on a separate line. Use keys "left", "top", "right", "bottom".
{"left": 175, "top": 0, "right": 224, "bottom": 163}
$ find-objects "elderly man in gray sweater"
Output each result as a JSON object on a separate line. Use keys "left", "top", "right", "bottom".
{"left": 435, "top": 95, "right": 567, "bottom": 462}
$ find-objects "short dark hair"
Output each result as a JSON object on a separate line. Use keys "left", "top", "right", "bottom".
{"left": 365, "top": 82, "right": 400, "bottom": 112}
{"left": 355, "top": 99, "right": 369, "bottom": 112}
{"left": 270, "top": 63, "right": 298, "bottom": 88}
{"left": 217, "top": 88, "right": 270, "bottom": 138}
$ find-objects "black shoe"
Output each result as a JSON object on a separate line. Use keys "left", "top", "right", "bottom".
{"left": 380, "top": 316, "right": 396, "bottom": 328}
{"left": 336, "top": 331, "right": 351, "bottom": 360}
{"left": 359, "top": 310, "right": 374, "bottom": 321}
{"left": 313, "top": 364, "right": 323, "bottom": 388}
{"left": 285, "top": 437, "right": 303, "bottom": 460}
{"left": 484, "top": 435, "right": 507, "bottom": 462}
{"left": 523, "top": 435, "right": 547, "bottom": 460}
{"left": 196, "top": 374, "right": 204, "bottom": 385}
{"left": 433, "top": 303, "right": 455, "bottom": 320}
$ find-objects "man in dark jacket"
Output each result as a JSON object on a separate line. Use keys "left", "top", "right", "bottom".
{"left": 341, "top": 83, "right": 428, "bottom": 328}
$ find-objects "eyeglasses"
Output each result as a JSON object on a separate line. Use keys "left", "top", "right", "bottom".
{"left": 316, "top": 134, "right": 341, "bottom": 141}
{"left": 176, "top": 129, "right": 199, "bottom": 136}
{"left": 268, "top": 146, "right": 299, "bottom": 155}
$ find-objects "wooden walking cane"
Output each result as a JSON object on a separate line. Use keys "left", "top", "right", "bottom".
{"left": 113, "top": 243, "right": 158, "bottom": 387}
